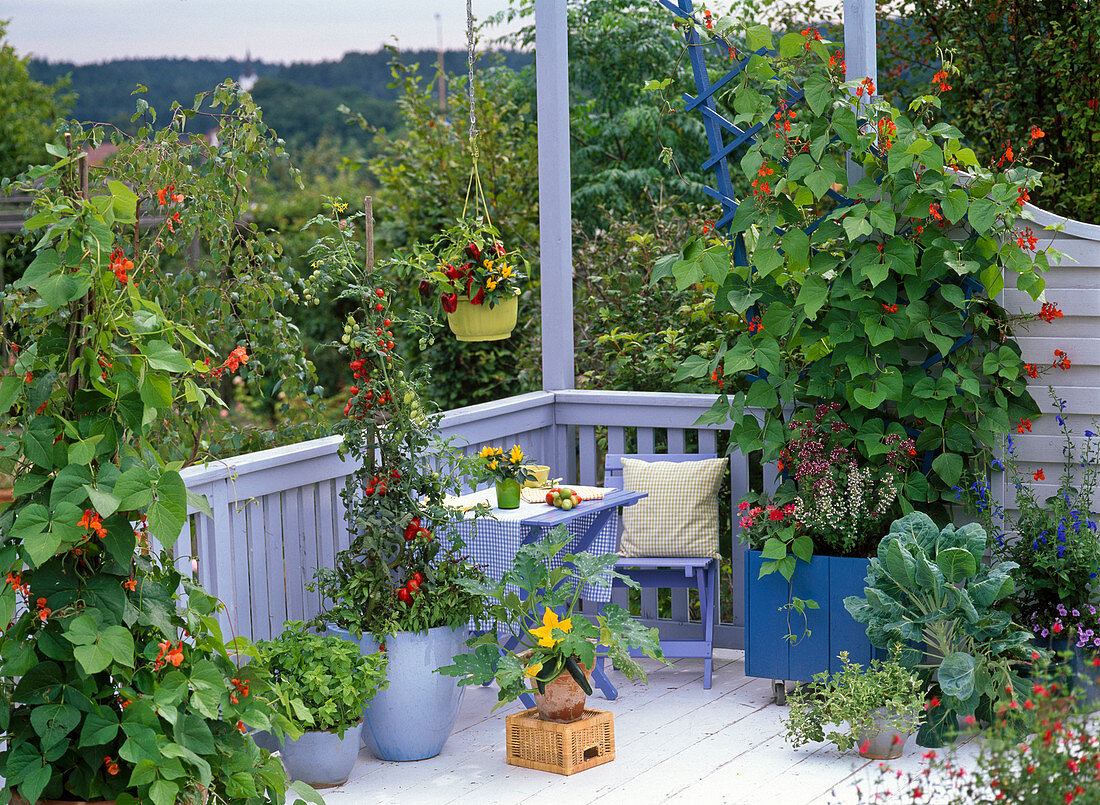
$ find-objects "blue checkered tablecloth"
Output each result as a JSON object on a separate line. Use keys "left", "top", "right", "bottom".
{"left": 444, "top": 486, "right": 621, "bottom": 603}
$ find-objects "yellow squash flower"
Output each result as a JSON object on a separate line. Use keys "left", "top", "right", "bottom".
{"left": 524, "top": 661, "right": 543, "bottom": 678}
{"left": 509, "top": 445, "right": 524, "bottom": 464}
{"left": 529, "top": 608, "right": 572, "bottom": 648}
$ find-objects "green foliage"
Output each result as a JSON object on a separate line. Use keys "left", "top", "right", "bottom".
{"left": 573, "top": 200, "right": 737, "bottom": 392}
{"left": 0, "top": 104, "right": 319, "bottom": 802}
{"left": 255, "top": 622, "right": 388, "bottom": 737}
{"left": 301, "top": 203, "right": 488, "bottom": 639}
{"left": 662, "top": 25, "right": 1049, "bottom": 510}
{"left": 880, "top": 0, "right": 1100, "bottom": 224}
{"left": 844, "top": 513, "right": 1034, "bottom": 746}
{"left": 438, "top": 527, "right": 665, "bottom": 710}
{"left": 783, "top": 650, "right": 926, "bottom": 753}
{"left": 501, "top": 0, "right": 712, "bottom": 231}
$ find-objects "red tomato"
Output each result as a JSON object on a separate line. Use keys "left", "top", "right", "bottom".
{"left": 397, "top": 588, "right": 411, "bottom": 603}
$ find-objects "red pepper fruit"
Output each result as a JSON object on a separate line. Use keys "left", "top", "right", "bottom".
{"left": 441, "top": 293, "right": 458, "bottom": 313}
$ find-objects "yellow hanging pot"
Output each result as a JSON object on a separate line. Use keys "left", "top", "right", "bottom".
{"left": 447, "top": 294, "right": 518, "bottom": 342}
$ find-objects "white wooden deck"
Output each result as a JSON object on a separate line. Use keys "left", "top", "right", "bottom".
{"left": 312, "top": 650, "right": 979, "bottom": 805}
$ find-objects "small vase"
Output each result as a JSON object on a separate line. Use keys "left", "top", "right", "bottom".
{"left": 532, "top": 660, "right": 591, "bottom": 723}
{"left": 855, "top": 707, "right": 918, "bottom": 759}
{"left": 496, "top": 478, "right": 521, "bottom": 509}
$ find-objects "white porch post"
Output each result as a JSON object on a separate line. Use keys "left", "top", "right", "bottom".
{"left": 535, "top": 0, "right": 575, "bottom": 392}
{"left": 843, "top": 0, "right": 877, "bottom": 186}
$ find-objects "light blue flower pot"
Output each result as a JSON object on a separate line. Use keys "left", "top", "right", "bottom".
{"left": 329, "top": 623, "right": 467, "bottom": 761}
{"left": 279, "top": 723, "right": 362, "bottom": 788}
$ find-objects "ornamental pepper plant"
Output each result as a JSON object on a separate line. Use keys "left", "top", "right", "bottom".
{"left": 0, "top": 93, "right": 321, "bottom": 805}
{"left": 660, "top": 19, "right": 1054, "bottom": 511}
{"left": 303, "top": 201, "right": 488, "bottom": 638}
{"left": 400, "top": 217, "right": 528, "bottom": 315}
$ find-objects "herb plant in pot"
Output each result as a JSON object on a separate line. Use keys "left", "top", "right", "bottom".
{"left": 256, "top": 622, "right": 387, "bottom": 788}
{"left": 439, "top": 528, "right": 665, "bottom": 723}
{"left": 304, "top": 203, "right": 488, "bottom": 762}
{"left": 783, "top": 650, "right": 926, "bottom": 759}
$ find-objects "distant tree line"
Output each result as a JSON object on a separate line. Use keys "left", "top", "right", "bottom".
{"left": 27, "top": 49, "right": 531, "bottom": 156}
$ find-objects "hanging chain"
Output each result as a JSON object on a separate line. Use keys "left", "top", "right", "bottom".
{"left": 462, "top": 0, "right": 492, "bottom": 230}
{"left": 466, "top": 0, "right": 478, "bottom": 155}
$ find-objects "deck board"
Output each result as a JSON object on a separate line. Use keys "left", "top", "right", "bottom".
{"left": 312, "top": 650, "right": 949, "bottom": 805}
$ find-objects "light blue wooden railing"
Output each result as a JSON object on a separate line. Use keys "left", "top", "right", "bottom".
{"left": 179, "top": 390, "right": 760, "bottom": 648}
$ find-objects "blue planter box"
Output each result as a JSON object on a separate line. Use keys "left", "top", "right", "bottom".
{"left": 744, "top": 550, "right": 875, "bottom": 682}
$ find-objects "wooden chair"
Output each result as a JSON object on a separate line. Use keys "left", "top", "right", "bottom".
{"left": 600, "top": 453, "right": 720, "bottom": 689}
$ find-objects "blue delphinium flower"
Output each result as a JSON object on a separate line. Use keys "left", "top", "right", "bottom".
{"left": 1057, "top": 414, "right": 1065, "bottom": 427}
{"left": 1058, "top": 546, "right": 1066, "bottom": 558}
{"left": 992, "top": 458, "right": 1004, "bottom": 470}
{"left": 1086, "top": 430, "right": 1096, "bottom": 438}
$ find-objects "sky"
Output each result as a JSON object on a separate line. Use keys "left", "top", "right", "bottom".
{"left": 5, "top": 0, "right": 521, "bottom": 64}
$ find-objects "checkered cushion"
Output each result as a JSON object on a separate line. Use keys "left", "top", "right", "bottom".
{"left": 618, "top": 457, "right": 727, "bottom": 558}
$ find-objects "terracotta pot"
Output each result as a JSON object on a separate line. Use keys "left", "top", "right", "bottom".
{"left": 532, "top": 660, "right": 592, "bottom": 724}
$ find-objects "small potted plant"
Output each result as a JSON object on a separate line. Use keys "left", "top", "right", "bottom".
{"left": 475, "top": 444, "right": 535, "bottom": 509}
{"left": 409, "top": 217, "right": 528, "bottom": 342}
{"left": 256, "top": 622, "right": 388, "bottom": 788}
{"left": 783, "top": 650, "right": 926, "bottom": 759}
{"left": 439, "top": 527, "right": 665, "bottom": 723}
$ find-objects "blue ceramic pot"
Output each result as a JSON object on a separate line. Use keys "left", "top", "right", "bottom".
{"left": 279, "top": 723, "right": 362, "bottom": 788}
{"left": 329, "top": 623, "right": 467, "bottom": 761}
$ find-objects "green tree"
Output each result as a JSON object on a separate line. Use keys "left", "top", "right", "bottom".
{"left": 878, "top": 0, "right": 1100, "bottom": 224}
{"left": 0, "top": 22, "right": 71, "bottom": 181}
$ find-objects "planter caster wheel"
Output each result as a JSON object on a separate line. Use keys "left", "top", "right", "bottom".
{"left": 772, "top": 680, "right": 787, "bottom": 705}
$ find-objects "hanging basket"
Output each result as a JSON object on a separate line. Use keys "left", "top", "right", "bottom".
{"left": 447, "top": 295, "right": 518, "bottom": 342}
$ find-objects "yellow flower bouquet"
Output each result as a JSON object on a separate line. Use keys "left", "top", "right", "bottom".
{"left": 475, "top": 443, "right": 535, "bottom": 486}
